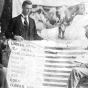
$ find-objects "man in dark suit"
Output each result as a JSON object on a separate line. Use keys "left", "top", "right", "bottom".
{"left": 5, "top": 0, "right": 43, "bottom": 41}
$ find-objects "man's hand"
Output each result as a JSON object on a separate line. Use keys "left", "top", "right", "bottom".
{"left": 70, "top": 59, "right": 82, "bottom": 67}
{"left": 14, "top": 35, "right": 24, "bottom": 41}
{"left": 74, "top": 61, "right": 82, "bottom": 67}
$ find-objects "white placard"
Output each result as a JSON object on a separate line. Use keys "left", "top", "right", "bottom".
{"left": 7, "top": 40, "right": 45, "bottom": 88}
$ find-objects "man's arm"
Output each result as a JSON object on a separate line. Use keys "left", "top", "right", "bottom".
{"left": 5, "top": 18, "right": 24, "bottom": 41}
{"left": 74, "top": 61, "right": 88, "bottom": 68}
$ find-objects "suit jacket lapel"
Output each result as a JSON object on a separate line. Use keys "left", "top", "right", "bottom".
{"left": 28, "top": 17, "right": 35, "bottom": 40}
{"left": 17, "top": 15, "right": 24, "bottom": 32}
{"left": 29, "top": 17, "right": 34, "bottom": 35}
{"left": 29, "top": 17, "right": 33, "bottom": 31}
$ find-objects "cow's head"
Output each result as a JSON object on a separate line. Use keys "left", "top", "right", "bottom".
{"left": 78, "top": 3, "right": 85, "bottom": 15}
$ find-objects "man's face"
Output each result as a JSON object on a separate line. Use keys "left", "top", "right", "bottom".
{"left": 22, "top": 4, "right": 32, "bottom": 15}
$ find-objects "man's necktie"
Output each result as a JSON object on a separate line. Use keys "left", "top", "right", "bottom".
{"left": 24, "top": 17, "right": 28, "bottom": 30}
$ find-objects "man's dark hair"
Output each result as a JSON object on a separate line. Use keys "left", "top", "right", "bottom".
{"left": 22, "top": 0, "right": 32, "bottom": 7}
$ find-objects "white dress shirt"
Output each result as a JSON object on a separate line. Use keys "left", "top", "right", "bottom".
{"left": 21, "top": 13, "right": 29, "bottom": 26}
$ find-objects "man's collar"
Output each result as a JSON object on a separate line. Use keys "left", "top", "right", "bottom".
{"left": 21, "top": 13, "right": 29, "bottom": 19}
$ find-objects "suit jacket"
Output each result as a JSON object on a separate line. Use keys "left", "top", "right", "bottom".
{"left": 5, "top": 14, "right": 43, "bottom": 40}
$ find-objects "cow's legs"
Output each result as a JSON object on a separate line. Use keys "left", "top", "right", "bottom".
{"left": 62, "top": 31, "right": 65, "bottom": 39}
{"left": 61, "top": 24, "right": 66, "bottom": 39}
{"left": 58, "top": 27, "right": 62, "bottom": 38}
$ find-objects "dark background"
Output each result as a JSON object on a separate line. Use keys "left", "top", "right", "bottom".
{"left": 0, "top": 0, "right": 12, "bottom": 34}
{"left": 0, "top": 0, "right": 12, "bottom": 65}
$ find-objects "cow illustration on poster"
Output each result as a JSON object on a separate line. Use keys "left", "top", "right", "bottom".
{"left": 29, "top": 2, "right": 88, "bottom": 40}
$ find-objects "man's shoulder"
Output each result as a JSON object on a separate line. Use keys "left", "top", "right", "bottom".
{"left": 9, "top": 15, "right": 21, "bottom": 23}
{"left": 12, "top": 15, "right": 21, "bottom": 19}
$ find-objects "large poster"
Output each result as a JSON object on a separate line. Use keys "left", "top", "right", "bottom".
{"left": 7, "top": 40, "right": 88, "bottom": 88}
{"left": 6, "top": 1, "right": 88, "bottom": 88}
